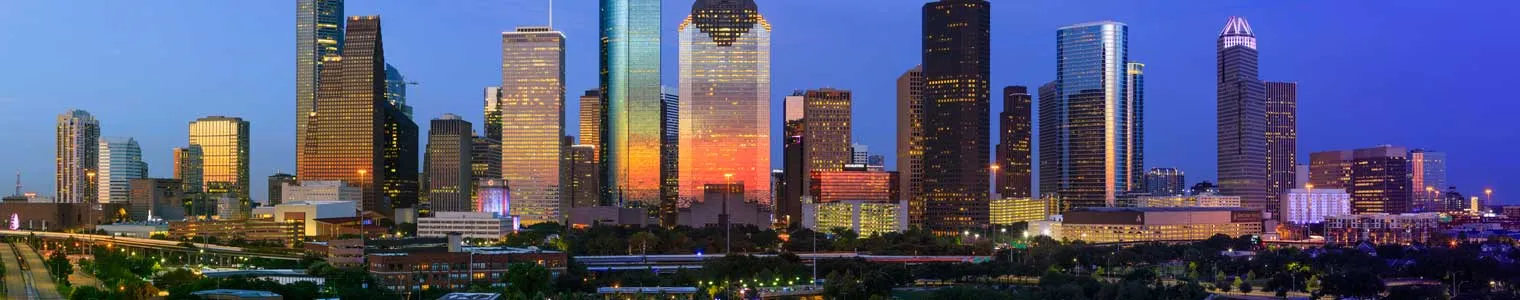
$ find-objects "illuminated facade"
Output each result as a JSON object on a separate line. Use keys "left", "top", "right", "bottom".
{"left": 190, "top": 116, "right": 250, "bottom": 218}
{"left": 803, "top": 200, "right": 908, "bottom": 237}
{"left": 383, "top": 64, "right": 411, "bottom": 118}
{"left": 578, "top": 89, "right": 602, "bottom": 159}
{"left": 659, "top": 87, "right": 680, "bottom": 225}
{"left": 921, "top": 0, "right": 991, "bottom": 233}
{"left": 600, "top": 0, "right": 664, "bottom": 208}
{"left": 301, "top": 16, "right": 394, "bottom": 217}
{"left": 1324, "top": 213, "right": 1438, "bottom": 245}
{"left": 476, "top": 179, "right": 510, "bottom": 217}
{"left": 1308, "top": 150, "right": 1353, "bottom": 189}
{"left": 809, "top": 170, "right": 896, "bottom": 203}
{"left": 998, "top": 86, "right": 1032, "bottom": 199}
{"left": 426, "top": 114, "right": 473, "bottom": 212}
{"left": 1265, "top": 81, "right": 1297, "bottom": 201}
{"left": 56, "top": 109, "right": 100, "bottom": 203}
{"left": 677, "top": 0, "right": 772, "bottom": 204}
{"left": 267, "top": 173, "right": 295, "bottom": 206}
{"left": 566, "top": 145, "right": 599, "bottom": 209}
{"left": 1058, "top": 207, "right": 1264, "bottom": 243}
{"left": 483, "top": 87, "right": 503, "bottom": 140}
{"left": 173, "top": 146, "right": 204, "bottom": 193}
{"left": 1125, "top": 63, "right": 1145, "bottom": 196}
{"left": 1409, "top": 150, "right": 1447, "bottom": 213}
{"left": 895, "top": 66, "right": 925, "bottom": 225}
{"left": 295, "top": 0, "right": 344, "bottom": 175}
{"left": 1136, "top": 195, "right": 1242, "bottom": 208}
{"left": 803, "top": 88, "right": 854, "bottom": 180}
{"left": 381, "top": 99, "right": 419, "bottom": 215}
{"left": 500, "top": 26, "right": 566, "bottom": 225}
{"left": 1279, "top": 188, "right": 1351, "bottom": 224}
{"left": 990, "top": 198, "right": 1050, "bottom": 225}
{"left": 779, "top": 93, "right": 805, "bottom": 227}
{"left": 1217, "top": 16, "right": 1270, "bottom": 216}
{"left": 1045, "top": 21, "right": 1132, "bottom": 211}
{"left": 1349, "top": 145, "right": 1412, "bottom": 214}
{"left": 1144, "top": 168, "right": 1185, "bottom": 196}
{"left": 98, "top": 137, "right": 147, "bottom": 204}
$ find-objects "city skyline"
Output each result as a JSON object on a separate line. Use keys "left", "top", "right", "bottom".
{"left": 0, "top": 1, "right": 1513, "bottom": 204}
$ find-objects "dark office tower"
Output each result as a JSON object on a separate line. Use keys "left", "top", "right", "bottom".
{"left": 296, "top": 0, "right": 344, "bottom": 175}
{"left": 1048, "top": 21, "right": 1130, "bottom": 211}
{"left": 1125, "top": 63, "right": 1145, "bottom": 194}
{"left": 921, "top": 0, "right": 990, "bottom": 233}
{"left": 804, "top": 88, "right": 853, "bottom": 176}
{"left": 266, "top": 173, "right": 295, "bottom": 206}
{"left": 998, "top": 86, "right": 1032, "bottom": 199}
{"left": 1350, "top": 145, "right": 1412, "bottom": 214}
{"left": 1144, "top": 168, "right": 1186, "bottom": 196}
{"left": 1265, "top": 81, "right": 1297, "bottom": 202}
{"left": 895, "top": 65, "right": 925, "bottom": 225}
{"left": 1217, "top": 16, "right": 1270, "bottom": 215}
{"left": 779, "top": 92, "right": 806, "bottom": 228}
{"left": 601, "top": 0, "right": 663, "bottom": 208}
{"left": 383, "top": 98, "right": 420, "bottom": 213}
{"left": 470, "top": 134, "right": 502, "bottom": 207}
{"left": 658, "top": 87, "right": 679, "bottom": 226}
{"left": 567, "top": 144, "right": 599, "bottom": 209}
{"left": 1308, "top": 150, "right": 1353, "bottom": 189}
{"left": 579, "top": 89, "right": 603, "bottom": 159}
{"left": 302, "top": 16, "right": 395, "bottom": 217}
{"left": 426, "top": 114, "right": 473, "bottom": 212}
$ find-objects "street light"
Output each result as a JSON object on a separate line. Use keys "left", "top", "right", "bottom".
{"left": 1484, "top": 188, "right": 1494, "bottom": 213}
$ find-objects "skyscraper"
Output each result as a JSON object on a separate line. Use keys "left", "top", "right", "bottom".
{"left": 1410, "top": 150, "right": 1447, "bottom": 212}
{"left": 98, "top": 137, "right": 147, "bottom": 204}
{"left": 381, "top": 96, "right": 420, "bottom": 214}
{"left": 295, "top": 0, "right": 344, "bottom": 175}
{"left": 1265, "top": 81, "right": 1297, "bottom": 202}
{"left": 483, "top": 87, "right": 503, "bottom": 141}
{"left": 779, "top": 92, "right": 806, "bottom": 227}
{"left": 190, "top": 116, "right": 250, "bottom": 218}
{"left": 1045, "top": 21, "right": 1131, "bottom": 211}
{"left": 426, "top": 114, "right": 473, "bottom": 212}
{"left": 659, "top": 86, "right": 680, "bottom": 226}
{"left": 267, "top": 173, "right": 295, "bottom": 206}
{"left": 1350, "top": 145, "right": 1412, "bottom": 214}
{"left": 895, "top": 66, "right": 925, "bottom": 225}
{"left": 1144, "top": 168, "right": 1186, "bottom": 196}
{"left": 998, "top": 86, "right": 1032, "bottom": 199}
{"left": 678, "top": 0, "right": 772, "bottom": 205}
{"left": 57, "top": 109, "right": 100, "bottom": 203}
{"left": 173, "top": 146, "right": 204, "bottom": 193}
{"left": 1125, "top": 63, "right": 1145, "bottom": 195}
{"left": 804, "top": 88, "right": 853, "bottom": 176}
{"left": 302, "top": 16, "right": 395, "bottom": 217}
{"left": 384, "top": 64, "right": 413, "bottom": 118}
{"left": 567, "top": 144, "right": 599, "bottom": 209}
{"left": 1217, "top": 16, "right": 1270, "bottom": 216}
{"left": 920, "top": 0, "right": 991, "bottom": 233}
{"left": 578, "top": 89, "right": 602, "bottom": 159}
{"left": 500, "top": 26, "right": 566, "bottom": 225}
{"left": 1309, "top": 150, "right": 1353, "bottom": 189}
{"left": 470, "top": 134, "right": 502, "bottom": 206}
{"left": 601, "top": 0, "right": 663, "bottom": 208}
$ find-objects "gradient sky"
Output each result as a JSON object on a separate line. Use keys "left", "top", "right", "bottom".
{"left": 0, "top": 1, "right": 1515, "bottom": 204}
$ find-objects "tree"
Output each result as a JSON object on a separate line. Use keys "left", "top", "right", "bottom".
{"left": 1239, "top": 281, "right": 1253, "bottom": 294}
{"left": 154, "top": 269, "right": 204, "bottom": 290}
{"left": 629, "top": 231, "right": 658, "bottom": 255}
{"left": 506, "top": 263, "right": 552, "bottom": 298}
{"left": 46, "top": 249, "right": 73, "bottom": 282}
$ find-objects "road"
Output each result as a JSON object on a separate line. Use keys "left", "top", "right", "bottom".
{"left": 16, "top": 244, "right": 65, "bottom": 299}
{"left": 0, "top": 243, "right": 29, "bottom": 299}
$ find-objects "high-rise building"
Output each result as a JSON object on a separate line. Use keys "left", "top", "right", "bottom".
{"left": 1265, "top": 81, "right": 1297, "bottom": 201}
{"left": 129, "top": 178, "right": 186, "bottom": 221}
{"left": 1409, "top": 150, "right": 1447, "bottom": 213}
{"left": 295, "top": 0, "right": 344, "bottom": 175}
{"left": 57, "top": 109, "right": 100, "bottom": 203}
{"left": 805, "top": 88, "right": 853, "bottom": 181}
{"left": 1350, "top": 145, "right": 1412, "bottom": 214}
{"left": 190, "top": 116, "right": 251, "bottom": 218}
{"left": 849, "top": 144, "right": 869, "bottom": 166}
{"left": 301, "top": 16, "right": 398, "bottom": 217}
{"left": 1144, "top": 168, "right": 1186, "bottom": 196}
{"left": 1125, "top": 63, "right": 1145, "bottom": 195}
{"left": 1045, "top": 21, "right": 1132, "bottom": 211}
{"left": 567, "top": 144, "right": 599, "bottom": 209}
{"left": 470, "top": 134, "right": 502, "bottom": 209}
{"left": 921, "top": 0, "right": 991, "bottom": 233}
{"left": 1309, "top": 150, "right": 1353, "bottom": 189}
{"left": 895, "top": 66, "right": 925, "bottom": 225}
{"left": 677, "top": 0, "right": 772, "bottom": 205}
{"left": 658, "top": 86, "right": 680, "bottom": 226}
{"left": 267, "top": 173, "right": 296, "bottom": 206}
{"left": 173, "top": 146, "right": 204, "bottom": 193}
{"left": 381, "top": 99, "right": 419, "bottom": 215}
{"left": 809, "top": 170, "right": 897, "bottom": 203}
{"left": 426, "top": 114, "right": 473, "bottom": 212}
{"left": 998, "top": 86, "right": 1033, "bottom": 199}
{"left": 501, "top": 26, "right": 566, "bottom": 225}
{"left": 98, "top": 137, "right": 147, "bottom": 204}
{"left": 779, "top": 92, "right": 806, "bottom": 228}
{"left": 383, "top": 64, "right": 413, "bottom": 118}
{"left": 578, "top": 89, "right": 602, "bottom": 159}
{"left": 1216, "top": 16, "right": 1270, "bottom": 216}
{"left": 483, "top": 87, "right": 503, "bottom": 141}
{"left": 600, "top": 0, "right": 663, "bottom": 209}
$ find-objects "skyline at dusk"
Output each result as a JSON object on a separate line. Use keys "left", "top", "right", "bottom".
{"left": 0, "top": 0, "right": 1514, "bottom": 204}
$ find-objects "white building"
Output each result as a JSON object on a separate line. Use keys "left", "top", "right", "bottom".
{"left": 1280, "top": 188, "right": 1351, "bottom": 224}
{"left": 418, "top": 212, "right": 513, "bottom": 240}
{"left": 251, "top": 200, "right": 357, "bottom": 236}
{"left": 96, "top": 223, "right": 168, "bottom": 238}
{"left": 1137, "top": 194, "right": 1241, "bottom": 208}
{"left": 282, "top": 181, "right": 361, "bottom": 203}
{"left": 801, "top": 199, "right": 907, "bottom": 237}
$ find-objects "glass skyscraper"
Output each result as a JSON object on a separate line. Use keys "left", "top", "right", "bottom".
{"left": 56, "top": 109, "right": 100, "bottom": 203}
{"left": 1044, "top": 21, "right": 1132, "bottom": 211}
{"left": 678, "top": 0, "right": 772, "bottom": 205}
{"left": 295, "top": 0, "right": 343, "bottom": 175}
{"left": 173, "top": 146, "right": 204, "bottom": 194}
{"left": 384, "top": 63, "right": 412, "bottom": 118}
{"left": 500, "top": 26, "right": 566, "bottom": 225}
{"left": 97, "top": 137, "right": 146, "bottom": 204}
{"left": 189, "top": 116, "right": 250, "bottom": 218}
{"left": 1410, "top": 150, "right": 1447, "bottom": 212}
{"left": 1217, "top": 16, "right": 1270, "bottom": 216}
{"left": 1125, "top": 63, "right": 1145, "bottom": 196}
{"left": 659, "top": 86, "right": 679, "bottom": 226}
{"left": 600, "top": 0, "right": 664, "bottom": 208}
{"left": 302, "top": 16, "right": 396, "bottom": 217}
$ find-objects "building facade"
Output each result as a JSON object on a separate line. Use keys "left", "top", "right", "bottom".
{"left": 1124, "top": 63, "right": 1146, "bottom": 198}
{"left": 802, "top": 200, "right": 907, "bottom": 237}
{"left": 1309, "top": 150, "right": 1353, "bottom": 189}
{"left": 809, "top": 170, "right": 896, "bottom": 203}
{"left": 566, "top": 144, "right": 599, "bottom": 209}
{"left": 426, "top": 115, "right": 474, "bottom": 212}
{"left": 1044, "top": 21, "right": 1132, "bottom": 211}
{"left": 778, "top": 93, "right": 806, "bottom": 228}
{"left": 677, "top": 0, "right": 772, "bottom": 205}
{"left": 250, "top": 200, "right": 357, "bottom": 236}
{"left": 599, "top": 0, "right": 664, "bottom": 209}
{"left": 1280, "top": 188, "right": 1351, "bottom": 224}
{"left": 500, "top": 26, "right": 566, "bottom": 225}
{"left": 282, "top": 181, "right": 361, "bottom": 203}
{"left": 173, "top": 146, "right": 205, "bottom": 194}
{"left": 659, "top": 87, "right": 680, "bottom": 225}
{"left": 98, "top": 137, "right": 147, "bottom": 204}
{"left": 476, "top": 179, "right": 510, "bottom": 218}
{"left": 1144, "top": 168, "right": 1186, "bottom": 196}
{"left": 295, "top": 0, "right": 344, "bottom": 174}
{"left": 1265, "top": 81, "right": 1298, "bottom": 201}
{"left": 1350, "top": 145, "right": 1412, "bottom": 214}
{"left": 128, "top": 178, "right": 186, "bottom": 221}
{"left": 301, "top": 16, "right": 401, "bottom": 217}
{"left": 383, "top": 64, "right": 412, "bottom": 118}
{"left": 190, "top": 116, "right": 251, "bottom": 218}
{"left": 896, "top": 65, "right": 925, "bottom": 226}
{"left": 990, "top": 198, "right": 1050, "bottom": 225}
{"left": 1058, "top": 207, "right": 1264, "bottom": 243}
{"left": 1217, "top": 16, "right": 1270, "bottom": 217}
{"left": 1136, "top": 195, "right": 1242, "bottom": 208}
{"left": 578, "top": 89, "right": 602, "bottom": 159}
{"left": 921, "top": 0, "right": 991, "bottom": 233}
{"left": 803, "top": 88, "right": 854, "bottom": 185}
{"left": 266, "top": 173, "right": 295, "bottom": 206}
{"left": 1324, "top": 213, "right": 1439, "bottom": 245}
{"left": 998, "top": 86, "right": 1033, "bottom": 199}
{"left": 1409, "top": 150, "right": 1447, "bottom": 213}
{"left": 417, "top": 212, "right": 513, "bottom": 240}
{"left": 367, "top": 247, "right": 566, "bottom": 294}
{"left": 57, "top": 109, "right": 101, "bottom": 203}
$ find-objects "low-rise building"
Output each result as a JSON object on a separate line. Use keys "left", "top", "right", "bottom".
{"left": 281, "top": 180, "right": 361, "bottom": 203}
{"left": 96, "top": 223, "right": 169, "bottom": 238}
{"left": 189, "top": 289, "right": 283, "bottom": 300}
{"left": 169, "top": 218, "right": 303, "bottom": 245}
{"left": 566, "top": 206, "right": 649, "bottom": 228}
{"left": 802, "top": 199, "right": 907, "bottom": 237}
{"left": 367, "top": 235, "right": 568, "bottom": 294}
{"left": 250, "top": 201, "right": 356, "bottom": 236}
{"left": 1280, "top": 188, "right": 1352, "bottom": 224}
{"left": 1056, "top": 207, "right": 1264, "bottom": 243}
{"left": 1136, "top": 194, "right": 1242, "bottom": 208}
{"left": 1324, "top": 213, "right": 1440, "bottom": 245}
{"left": 990, "top": 197, "right": 1050, "bottom": 225}
{"left": 201, "top": 269, "right": 325, "bottom": 285}
{"left": 417, "top": 212, "right": 514, "bottom": 240}
{"left": 677, "top": 183, "right": 771, "bottom": 228}
{"left": 305, "top": 238, "right": 365, "bottom": 268}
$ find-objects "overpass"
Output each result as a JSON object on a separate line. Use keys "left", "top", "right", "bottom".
{"left": 0, "top": 230, "right": 302, "bottom": 261}
{"left": 576, "top": 253, "right": 990, "bottom": 273}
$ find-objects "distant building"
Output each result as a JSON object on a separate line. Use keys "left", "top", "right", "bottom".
{"left": 57, "top": 109, "right": 100, "bottom": 203}
{"left": 1308, "top": 150, "right": 1353, "bottom": 189}
{"left": 169, "top": 218, "right": 304, "bottom": 246}
{"left": 1280, "top": 188, "right": 1351, "bottom": 224}
{"left": 128, "top": 178, "right": 186, "bottom": 221}
{"left": 174, "top": 146, "right": 205, "bottom": 194}
{"left": 265, "top": 174, "right": 295, "bottom": 206}
{"left": 426, "top": 114, "right": 474, "bottom": 212}
{"left": 1144, "top": 168, "right": 1186, "bottom": 196}
{"left": 1043, "top": 21, "right": 1136, "bottom": 212}
{"left": 1265, "top": 81, "right": 1298, "bottom": 201}
{"left": 500, "top": 26, "right": 566, "bottom": 225}
{"left": 565, "top": 144, "right": 599, "bottom": 209}
{"left": 189, "top": 289, "right": 283, "bottom": 300}
{"left": 1057, "top": 207, "right": 1264, "bottom": 243}
{"left": 250, "top": 200, "right": 356, "bottom": 236}
{"left": 566, "top": 206, "right": 648, "bottom": 228}
{"left": 678, "top": 184, "right": 770, "bottom": 228}
{"left": 476, "top": 179, "right": 510, "bottom": 218}
{"left": 896, "top": 65, "right": 925, "bottom": 226}
{"left": 281, "top": 181, "right": 360, "bottom": 203}
{"left": 190, "top": 116, "right": 252, "bottom": 218}
{"left": 97, "top": 223, "right": 168, "bottom": 238}
{"left": 367, "top": 240, "right": 566, "bottom": 293}
{"left": 98, "top": 137, "right": 148, "bottom": 204}
{"left": 1409, "top": 150, "right": 1447, "bottom": 213}
{"left": 417, "top": 212, "right": 513, "bottom": 240}
{"left": 809, "top": 170, "right": 896, "bottom": 203}
{"left": 1349, "top": 145, "right": 1413, "bottom": 214}
{"left": 1324, "top": 213, "right": 1439, "bottom": 245}
{"left": 1190, "top": 181, "right": 1220, "bottom": 196}
{"left": 997, "top": 86, "right": 1033, "bottom": 199}
{"left": 990, "top": 198, "right": 1050, "bottom": 225}
{"left": 1136, "top": 194, "right": 1242, "bottom": 208}
{"left": 802, "top": 200, "right": 907, "bottom": 237}
{"left": 0, "top": 202, "right": 122, "bottom": 231}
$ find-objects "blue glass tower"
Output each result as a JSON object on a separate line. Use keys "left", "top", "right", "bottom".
{"left": 599, "top": 0, "right": 663, "bottom": 209}
{"left": 1043, "top": 21, "right": 1132, "bottom": 210}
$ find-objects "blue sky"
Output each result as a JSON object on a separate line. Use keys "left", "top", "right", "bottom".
{"left": 0, "top": 1, "right": 1516, "bottom": 204}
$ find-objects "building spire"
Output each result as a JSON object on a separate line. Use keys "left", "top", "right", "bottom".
{"left": 1220, "top": 16, "right": 1255, "bottom": 37}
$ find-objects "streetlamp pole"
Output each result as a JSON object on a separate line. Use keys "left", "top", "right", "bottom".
{"left": 723, "top": 173, "right": 734, "bottom": 254}
{"left": 1484, "top": 188, "right": 1494, "bottom": 213}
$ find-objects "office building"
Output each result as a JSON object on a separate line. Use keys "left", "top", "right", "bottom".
{"left": 173, "top": 146, "right": 205, "bottom": 193}
{"left": 1044, "top": 21, "right": 1133, "bottom": 211}
{"left": 801, "top": 90, "right": 854, "bottom": 175}
{"left": 383, "top": 64, "right": 412, "bottom": 118}
{"left": 416, "top": 211, "right": 513, "bottom": 240}
{"left": 849, "top": 144, "right": 869, "bottom": 165}
{"left": 1265, "top": 81, "right": 1297, "bottom": 200}
{"left": 367, "top": 244, "right": 566, "bottom": 294}
{"left": 282, "top": 180, "right": 361, "bottom": 203}
{"left": 1350, "top": 145, "right": 1412, "bottom": 214}
{"left": 1136, "top": 195, "right": 1242, "bottom": 208}
{"left": 57, "top": 109, "right": 101, "bottom": 203}
{"left": 809, "top": 170, "right": 896, "bottom": 203}
{"left": 1056, "top": 207, "right": 1264, "bottom": 243}
{"left": 500, "top": 26, "right": 566, "bottom": 225}
{"left": 190, "top": 116, "right": 251, "bottom": 218}
{"left": 98, "top": 137, "right": 147, "bottom": 204}
{"left": 1280, "top": 188, "right": 1351, "bottom": 224}
{"left": 295, "top": 0, "right": 345, "bottom": 174}
{"left": 128, "top": 178, "right": 186, "bottom": 221}
{"left": 302, "top": 16, "right": 405, "bottom": 217}
{"left": 802, "top": 200, "right": 908, "bottom": 237}
{"left": 659, "top": 87, "right": 680, "bottom": 225}
{"left": 381, "top": 99, "right": 420, "bottom": 215}
{"left": 997, "top": 86, "right": 1033, "bottom": 199}
{"left": 1409, "top": 150, "right": 1447, "bottom": 213}
{"left": 169, "top": 219, "right": 305, "bottom": 245}
{"left": 250, "top": 200, "right": 357, "bottom": 236}
{"left": 566, "top": 144, "right": 599, "bottom": 209}
{"left": 578, "top": 89, "right": 602, "bottom": 158}
{"left": 1144, "top": 168, "right": 1186, "bottom": 196}
{"left": 1124, "top": 63, "right": 1145, "bottom": 197}
{"left": 1324, "top": 213, "right": 1439, "bottom": 245}
{"left": 677, "top": 0, "right": 772, "bottom": 205}
{"left": 1309, "top": 150, "right": 1353, "bottom": 189}
{"left": 921, "top": 0, "right": 991, "bottom": 233}
{"left": 1217, "top": 16, "right": 1270, "bottom": 217}
{"left": 896, "top": 65, "right": 925, "bottom": 225}
{"left": 676, "top": 184, "right": 771, "bottom": 228}
{"left": 778, "top": 93, "right": 806, "bottom": 228}
{"left": 266, "top": 173, "right": 295, "bottom": 206}
{"left": 600, "top": 0, "right": 663, "bottom": 209}
{"left": 1443, "top": 187, "right": 1466, "bottom": 212}
{"left": 990, "top": 198, "right": 1050, "bottom": 225}
{"left": 425, "top": 115, "right": 473, "bottom": 212}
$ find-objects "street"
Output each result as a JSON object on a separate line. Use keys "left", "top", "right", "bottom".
{"left": 0, "top": 243, "right": 29, "bottom": 299}
{"left": 15, "top": 243, "right": 64, "bottom": 299}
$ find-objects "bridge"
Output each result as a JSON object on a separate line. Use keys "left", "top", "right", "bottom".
{"left": 0, "top": 230, "right": 302, "bottom": 262}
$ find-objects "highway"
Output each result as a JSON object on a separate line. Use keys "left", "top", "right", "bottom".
{"left": 16, "top": 244, "right": 64, "bottom": 299}
{"left": 0, "top": 230, "right": 300, "bottom": 261}
{"left": 0, "top": 243, "right": 30, "bottom": 299}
